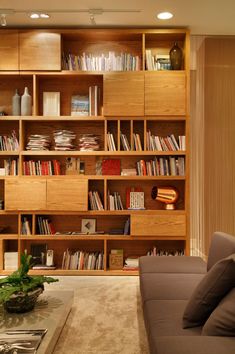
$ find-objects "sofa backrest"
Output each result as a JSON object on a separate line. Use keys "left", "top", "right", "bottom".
{"left": 207, "top": 231, "right": 235, "bottom": 271}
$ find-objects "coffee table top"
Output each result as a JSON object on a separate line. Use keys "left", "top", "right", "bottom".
{"left": 0, "top": 290, "right": 74, "bottom": 354}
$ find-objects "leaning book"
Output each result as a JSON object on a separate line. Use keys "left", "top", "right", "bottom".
{"left": 71, "top": 95, "right": 89, "bottom": 116}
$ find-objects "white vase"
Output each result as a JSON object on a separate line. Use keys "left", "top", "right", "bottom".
{"left": 21, "top": 87, "right": 32, "bottom": 116}
{"left": 12, "top": 89, "right": 21, "bottom": 116}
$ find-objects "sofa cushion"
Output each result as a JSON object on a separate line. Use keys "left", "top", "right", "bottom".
{"left": 183, "top": 254, "right": 235, "bottom": 328}
{"left": 144, "top": 300, "right": 202, "bottom": 340}
{"left": 207, "top": 232, "right": 235, "bottom": 271}
{"left": 202, "top": 287, "right": 235, "bottom": 336}
{"left": 139, "top": 256, "right": 206, "bottom": 274}
{"left": 140, "top": 273, "right": 204, "bottom": 303}
{"left": 150, "top": 336, "right": 235, "bottom": 354}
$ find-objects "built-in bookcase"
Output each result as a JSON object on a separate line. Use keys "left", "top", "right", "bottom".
{"left": 0, "top": 28, "right": 190, "bottom": 275}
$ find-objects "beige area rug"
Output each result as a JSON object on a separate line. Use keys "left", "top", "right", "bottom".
{"left": 45, "top": 276, "right": 149, "bottom": 354}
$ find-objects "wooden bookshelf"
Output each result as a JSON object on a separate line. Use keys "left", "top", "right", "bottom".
{"left": 0, "top": 28, "right": 190, "bottom": 275}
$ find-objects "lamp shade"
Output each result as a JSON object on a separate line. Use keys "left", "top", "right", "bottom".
{"left": 151, "top": 186, "right": 179, "bottom": 210}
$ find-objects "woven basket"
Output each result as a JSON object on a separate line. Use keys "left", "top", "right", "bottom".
{"left": 4, "top": 287, "right": 43, "bottom": 313}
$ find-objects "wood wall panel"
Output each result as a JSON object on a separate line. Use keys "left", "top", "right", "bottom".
{"left": 204, "top": 38, "right": 235, "bottom": 254}
{"left": 0, "top": 30, "right": 19, "bottom": 70}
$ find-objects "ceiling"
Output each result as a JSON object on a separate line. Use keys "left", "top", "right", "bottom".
{"left": 0, "top": 0, "right": 235, "bottom": 35}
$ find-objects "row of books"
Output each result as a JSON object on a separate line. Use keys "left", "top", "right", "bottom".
{"left": 107, "top": 191, "right": 124, "bottom": 210}
{"left": 120, "top": 133, "right": 131, "bottom": 151}
{"left": 133, "top": 133, "right": 143, "bottom": 151}
{"left": 145, "top": 50, "right": 171, "bottom": 71}
{"left": 62, "top": 249, "right": 104, "bottom": 270}
{"left": 146, "top": 247, "right": 185, "bottom": 256}
{"left": 0, "top": 159, "right": 19, "bottom": 176}
{"left": 107, "top": 132, "right": 117, "bottom": 151}
{"left": 21, "top": 217, "right": 32, "bottom": 235}
{"left": 136, "top": 157, "right": 185, "bottom": 176}
{"left": 146, "top": 131, "right": 186, "bottom": 151}
{"left": 37, "top": 216, "right": 56, "bottom": 235}
{"left": 0, "top": 131, "right": 19, "bottom": 151}
{"left": 23, "top": 160, "right": 61, "bottom": 176}
{"left": 62, "top": 52, "right": 141, "bottom": 72}
{"left": 88, "top": 190, "right": 104, "bottom": 210}
{"left": 71, "top": 86, "right": 100, "bottom": 116}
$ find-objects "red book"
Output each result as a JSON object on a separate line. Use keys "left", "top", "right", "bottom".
{"left": 102, "top": 159, "right": 121, "bottom": 175}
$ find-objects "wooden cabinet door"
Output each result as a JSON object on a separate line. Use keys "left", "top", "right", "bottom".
{"left": 145, "top": 72, "right": 186, "bottom": 115}
{"left": 19, "top": 31, "right": 61, "bottom": 70}
{"left": 103, "top": 72, "right": 144, "bottom": 116}
{"left": 131, "top": 213, "right": 186, "bottom": 236}
{"left": 0, "top": 30, "right": 19, "bottom": 70}
{"left": 5, "top": 178, "right": 47, "bottom": 210}
{"left": 47, "top": 179, "right": 88, "bottom": 211}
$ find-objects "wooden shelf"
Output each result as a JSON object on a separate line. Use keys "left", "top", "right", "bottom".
{"left": 0, "top": 27, "right": 190, "bottom": 275}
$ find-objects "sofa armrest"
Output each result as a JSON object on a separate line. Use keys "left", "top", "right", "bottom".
{"left": 152, "top": 336, "right": 235, "bottom": 354}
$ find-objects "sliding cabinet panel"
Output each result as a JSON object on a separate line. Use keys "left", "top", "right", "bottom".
{"left": 145, "top": 72, "right": 186, "bottom": 115}
{"left": 5, "top": 179, "right": 47, "bottom": 210}
{"left": 19, "top": 31, "right": 61, "bottom": 70}
{"left": 103, "top": 72, "right": 144, "bottom": 116}
{"left": 47, "top": 179, "right": 88, "bottom": 211}
{"left": 131, "top": 213, "right": 186, "bottom": 236}
{"left": 0, "top": 30, "right": 19, "bottom": 70}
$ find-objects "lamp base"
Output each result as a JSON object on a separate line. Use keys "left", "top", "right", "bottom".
{"left": 165, "top": 203, "right": 176, "bottom": 210}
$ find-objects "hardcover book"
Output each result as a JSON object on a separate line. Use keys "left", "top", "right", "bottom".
{"left": 71, "top": 95, "right": 89, "bottom": 116}
{"left": 102, "top": 159, "right": 121, "bottom": 175}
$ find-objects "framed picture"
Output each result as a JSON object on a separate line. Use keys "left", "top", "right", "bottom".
{"left": 43, "top": 92, "right": 60, "bottom": 116}
{"left": 81, "top": 219, "right": 96, "bottom": 234}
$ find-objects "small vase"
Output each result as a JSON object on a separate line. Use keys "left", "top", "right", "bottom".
{"left": 12, "top": 89, "right": 21, "bottom": 116}
{"left": 170, "top": 42, "right": 183, "bottom": 70}
{"left": 21, "top": 87, "right": 32, "bottom": 116}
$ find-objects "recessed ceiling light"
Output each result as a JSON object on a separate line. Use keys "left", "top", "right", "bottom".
{"left": 157, "top": 12, "right": 173, "bottom": 20}
{"left": 40, "top": 13, "right": 50, "bottom": 19}
{"left": 29, "top": 12, "right": 50, "bottom": 19}
{"left": 30, "top": 13, "right": 40, "bottom": 19}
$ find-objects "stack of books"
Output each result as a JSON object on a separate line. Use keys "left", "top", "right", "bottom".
{"left": 53, "top": 130, "right": 76, "bottom": 151}
{"left": 26, "top": 134, "right": 51, "bottom": 151}
{"left": 88, "top": 190, "right": 104, "bottom": 210}
{"left": 0, "top": 130, "right": 19, "bottom": 151}
{"left": 121, "top": 168, "right": 137, "bottom": 176}
{"left": 78, "top": 134, "right": 100, "bottom": 151}
{"left": 145, "top": 50, "right": 171, "bottom": 71}
{"left": 123, "top": 257, "right": 139, "bottom": 271}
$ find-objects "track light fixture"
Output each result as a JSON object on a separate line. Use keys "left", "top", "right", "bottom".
{"left": 0, "top": 14, "right": 7, "bottom": 27}
{"left": 0, "top": 8, "right": 142, "bottom": 26}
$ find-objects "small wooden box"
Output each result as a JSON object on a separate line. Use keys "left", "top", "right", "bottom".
{"left": 109, "top": 253, "right": 123, "bottom": 270}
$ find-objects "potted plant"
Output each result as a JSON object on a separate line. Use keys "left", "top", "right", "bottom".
{"left": 0, "top": 252, "right": 58, "bottom": 313}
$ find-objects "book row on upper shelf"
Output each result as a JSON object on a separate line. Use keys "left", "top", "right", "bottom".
{"left": 1, "top": 156, "right": 185, "bottom": 176}
{"left": 61, "top": 42, "right": 184, "bottom": 72}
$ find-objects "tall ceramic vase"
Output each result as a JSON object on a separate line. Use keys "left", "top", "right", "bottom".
{"left": 170, "top": 42, "right": 183, "bottom": 70}
{"left": 12, "top": 89, "right": 21, "bottom": 116}
{"left": 21, "top": 87, "right": 32, "bottom": 116}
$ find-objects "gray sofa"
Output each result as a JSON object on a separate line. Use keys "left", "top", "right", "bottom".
{"left": 139, "top": 232, "right": 235, "bottom": 354}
